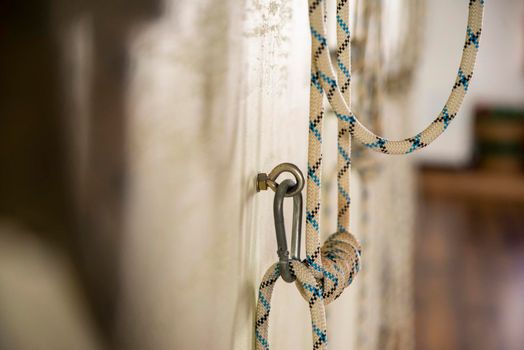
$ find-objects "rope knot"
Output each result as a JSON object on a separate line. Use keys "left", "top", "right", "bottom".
{"left": 297, "top": 231, "right": 361, "bottom": 304}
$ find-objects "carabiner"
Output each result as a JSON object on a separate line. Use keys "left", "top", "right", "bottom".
{"left": 273, "top": 179, "right": 303, "bottom": 283}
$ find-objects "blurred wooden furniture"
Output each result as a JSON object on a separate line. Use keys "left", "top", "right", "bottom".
{"left": 474, "top": 106, "right": 524, "bottom": 173}
{"left": 420, "top": 168, "right": 524, "bottom": 203}
{"left": 415, "top": 167, "right": 524, "bottom": 350}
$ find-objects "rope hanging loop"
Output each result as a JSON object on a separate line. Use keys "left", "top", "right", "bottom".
{"left": 256, "top": 1, "right": 484, "bottom": 347}
{"left": 273, "top": 178, "right": 303, "bottom": 283}
{"left": 255, "top": 163, "right": 361, "bottom": 350}
{"left": 309, "top": 0, "right": 485, "bottom": 154}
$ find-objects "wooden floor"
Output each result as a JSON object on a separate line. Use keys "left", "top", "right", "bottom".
{"left": 415, "top": 171, "right": 524, "bottom": 350}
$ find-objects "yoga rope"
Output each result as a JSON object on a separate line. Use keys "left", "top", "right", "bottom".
{"left": 255, "top": 0, "right": 484, "bottom": 349}
{"left": 311, "top": 0, "right": 484, "bottom": 154}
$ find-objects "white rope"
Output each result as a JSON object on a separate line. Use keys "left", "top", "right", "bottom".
{"left": 255, "top": 1, "right": 484, "bottom": 349}
{"left": 310, "top": 0, "right": 484, "bottom": 155}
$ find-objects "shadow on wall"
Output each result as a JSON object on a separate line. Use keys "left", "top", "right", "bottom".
{"left": 0, "top": 0, "right": 161, "bottom": 348}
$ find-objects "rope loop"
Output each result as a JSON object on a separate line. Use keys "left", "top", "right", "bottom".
{"left": 255, "top": 0, "right": 484, "bottom": 348}
{"left": 309, "top": 0, "right": 485, "bottom": 154}
{"left": 256, "top": 262, "right": 328, "bottom": 350}
{"left": 255, "top": 237, "right": 361, "bottom": 350}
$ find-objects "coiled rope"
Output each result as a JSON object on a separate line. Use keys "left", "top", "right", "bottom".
{"left": 255, "top": 1, "right": 484, "bottom": 349}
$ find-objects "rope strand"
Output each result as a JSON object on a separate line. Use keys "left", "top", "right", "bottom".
{"left": 310, "top": 0, "right": 484, "bottom": 154}
{"left": 255, "top": 1, "right": 484, "bottom": 348}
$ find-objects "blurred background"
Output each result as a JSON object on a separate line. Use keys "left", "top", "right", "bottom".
{"left": 0, "top": 0, "right": 523, "bottom": 350}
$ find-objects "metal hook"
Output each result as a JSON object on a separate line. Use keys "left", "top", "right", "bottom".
{"left": 274, "top": 179, "right": 303, "bottom": 283}
{"left": 256, "top": 162, "right": 304, "bottom": 197}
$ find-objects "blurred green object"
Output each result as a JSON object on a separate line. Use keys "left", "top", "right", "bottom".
{"left": 474, "top": 106, "right": 524, "bottom": 172}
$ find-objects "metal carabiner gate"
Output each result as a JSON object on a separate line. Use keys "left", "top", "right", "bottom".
{"left": 273, "top": 179, "right": 303, "bottom": 283}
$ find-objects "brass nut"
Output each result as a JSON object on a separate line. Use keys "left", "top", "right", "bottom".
{"left": 256, "top": 173, "right": 268, "bottom": 192}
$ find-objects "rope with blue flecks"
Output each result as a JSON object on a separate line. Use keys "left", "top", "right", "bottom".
{"left": 255, "top": 1, "right": 484, "bottom": 349}
{"left": 313, "top": 0, "right": 485, "bottom": 154}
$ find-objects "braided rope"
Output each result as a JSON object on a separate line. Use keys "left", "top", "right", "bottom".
{"left": 335, "top": 0, "right": 352, "bottom": 235}
{"left": 255, "top": 1, "right": 484, "bottom": 348}
{"left": 311, "top": 0, "right": 484, "bottom": 155}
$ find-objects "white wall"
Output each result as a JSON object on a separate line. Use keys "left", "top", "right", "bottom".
{"left": 412, "top": 0, "right": 524, "bottom": 166}
{"left": 57, "top": 1, "right": 417, "bottom": 349}
{"left": 117, "top": 1, "right": 315, "bottom": 349}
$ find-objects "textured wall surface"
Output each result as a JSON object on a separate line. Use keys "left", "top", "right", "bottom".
{"left": 117, "top": 1, "right": 315, "bottom": 348}
{"left": 53, "top": 0, "right": 415, "bottom": 349}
